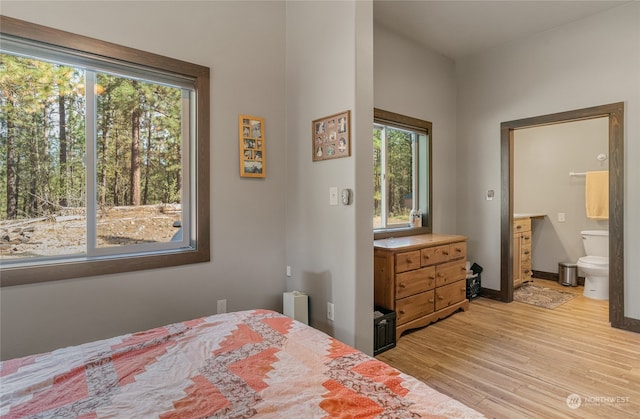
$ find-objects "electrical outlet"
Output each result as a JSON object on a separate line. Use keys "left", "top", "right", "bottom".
{"left": 217, "top": 299, "right": 227, "bottom": 314}
{"left": 558, "top": 212, "right": 566, "bottom": 222}
{"left": 327, "top": 302, "right": 334, "bottom": 321}
{"left": 286, "top": 265, "right": 292, "bottom": 277}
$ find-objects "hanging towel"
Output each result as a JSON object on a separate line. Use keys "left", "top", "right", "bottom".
{"left": 585, "top": 170, "right": 608, "bottom": 220}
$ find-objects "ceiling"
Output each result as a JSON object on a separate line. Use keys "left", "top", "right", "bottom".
{"left": 373, "top": 1, "right": 630, "bottom": 61}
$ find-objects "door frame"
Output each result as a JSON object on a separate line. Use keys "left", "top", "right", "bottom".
{"left": 500, "top": 102, "right": 637, "bottom": 332}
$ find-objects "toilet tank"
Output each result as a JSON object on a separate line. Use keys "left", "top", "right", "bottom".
{"left": 581, "top": 230, "right": 609, "bottom": 257}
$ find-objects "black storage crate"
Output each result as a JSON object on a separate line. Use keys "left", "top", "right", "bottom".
{"left": 466, "top": 274, "right": 481, "bottom": 300}
{"left": 374, "top": 306, "right": 396, "bottom": 355}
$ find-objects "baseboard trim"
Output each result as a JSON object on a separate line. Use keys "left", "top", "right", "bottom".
{"left": 532, "top": 270, "right": 557, "bottom": 281}
{"left": 615, "top": 316, "right": 640, "bottom": 333}
{"left": 479, "top": 287, "right": 504, "bottom": 302}
{"left": 533, "top": 270, "right": 585, "bottom": 286}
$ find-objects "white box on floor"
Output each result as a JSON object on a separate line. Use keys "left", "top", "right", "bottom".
{"left": 283, "top": 291, "right": 309, "bottom": 324}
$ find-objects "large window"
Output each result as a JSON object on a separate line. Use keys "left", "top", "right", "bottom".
{"left": 0, "top": 17, "right": 210, "bottom": 286}
{"left": 373, "top": 109, "right": 431, "bottom": 235}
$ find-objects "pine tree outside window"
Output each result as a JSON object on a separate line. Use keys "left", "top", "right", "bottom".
{"left": 0, "top": 17, "right": 210, "bottom": 286}
{"left": 373, "top": 109, "right": 431, "bottom": 236}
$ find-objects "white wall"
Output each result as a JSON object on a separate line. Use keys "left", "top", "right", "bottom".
{"left": 373, "top": 24, "right": 458, "bottom": 234}
{"left": 0, "top": 1, "right": 288, "bottom": 360}
{"left": 285, "top": 1, "right": 374, "bottom": 353}
{"left": 514, "top": 118, "right": 609, "bottom": 273}
{"left": 457, "top": 2, "right": 640, "bottom": 319}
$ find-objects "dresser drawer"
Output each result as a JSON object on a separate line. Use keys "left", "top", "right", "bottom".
{"left": 435, "top": 280, "right": 467, "bottom": 311}
{"left": 435, "top": 260, "right": 466, "bottom": 287}
{"left": 448, "top": 242, "right": 467, "bottom": 261}
{"left": 396, "top": 290, "right": 435, "bottom": 325}
{"left": 420, "top": 244, "right": 450, "bottom": 266}
{"left": 395, "top": 251, "right": 421, "bottom": 273}
{"left": 396, "top": 266, "right": 436, "bottom": 299}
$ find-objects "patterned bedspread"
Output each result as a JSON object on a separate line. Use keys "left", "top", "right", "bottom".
{"left": 1, "top": 309, "right": 483, "bottom": 418}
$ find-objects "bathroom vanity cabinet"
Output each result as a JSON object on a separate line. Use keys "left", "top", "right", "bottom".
{"left": 374, "top": 234, "right": 469, "bottom": 340}
{"left": 513, "top": 217, "right": 533, "bottom": 288}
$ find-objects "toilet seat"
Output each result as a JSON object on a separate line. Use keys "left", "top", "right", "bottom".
{"left": 577, "top": 255, "right": 608, "bottom": 269}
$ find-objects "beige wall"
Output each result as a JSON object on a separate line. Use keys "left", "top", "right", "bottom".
{"left": 457, "top": 2, "right": 639, "bottom": 319}
{"left": 0, "top": 1, "right": 289, "bottom": 360}
{"left": 284, "top": 1, "right": 374, "bottom": 353}
{"left": 1, "top": 0, "right": 376, "bottom": 360}
{"left": 3, "top": 0, "right": 638, "bottom": 360}
{"left": 514, "top": 118, "right": 609, "bottom": 273}
{"left": 373, "top": 24, "right": 459, "bottom": 234}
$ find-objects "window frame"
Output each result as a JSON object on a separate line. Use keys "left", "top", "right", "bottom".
{"left": 373, "top": 108, "right": 432, "bottom": 239}
{"left": 0, "top": 16, "right": 210, "bottom": 287}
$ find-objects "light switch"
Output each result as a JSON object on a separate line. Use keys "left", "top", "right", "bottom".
{"left": 329, "top": 187, "right": 338, "bottom": 206}
{"left": 558, "top": 212, "right": 566, "bottom": 222}
{"left": 486, "top": 189, "right": 494, "bottom": 200}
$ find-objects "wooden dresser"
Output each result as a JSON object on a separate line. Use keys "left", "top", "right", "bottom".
{"left": 374, "top": 234, "right": 469, "bottom": 340}
{"left": 513, "top": 217, "right": 532, "bottom": 288}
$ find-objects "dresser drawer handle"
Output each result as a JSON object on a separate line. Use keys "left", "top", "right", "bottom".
{"left": 438, "top": 295, "right": 444, "bottom": 300}
{"left": 429, "top": 275, "right": 436, "bottom": 280}
{"left": 428, "top": 298, "right": 434, "bottom": 303}
{"left": 524, "top": 269, "right": 530, "bottom": 274}
{"left": 460, "top": 267, "right": 466, "bottom": 271}
{"left": 523, "top": 235, "right": 530, "bottom": 240}
{"left": 524, "top": 251, "right": 530, "bottom": 255}
{"left": 442, "top": 251, "right": 449, "bottom": 256}
{"left": 399, "top": 309, "right": 406, "bottom": 315}
{"left": 399, "top": 282, "right": 406, "bottom": 288}
{"left": 424, "top": 255, "right": 430, "bottom": 260}
{"left": 516, "top": 225, "right": 522, "bottom": 229}
{"left": 460, "top": 287, "right": 466, "bottom": 291}
{"left": 455, "top": 247, "right": 463, "bottom": 253}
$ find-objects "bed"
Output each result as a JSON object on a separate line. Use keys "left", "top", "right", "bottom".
{"left": 1, "top": 309, "right": 483, "bottom": 418}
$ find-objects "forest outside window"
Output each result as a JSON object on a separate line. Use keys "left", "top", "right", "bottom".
{"left": 373, "top": 109, "right": 431, "bottom": 237}
{"left": 0, "top": 17, "right": 210, "bottom": 286}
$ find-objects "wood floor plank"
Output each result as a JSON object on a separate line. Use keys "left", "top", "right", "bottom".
{"left": 377, "top": 279, "right": 640, "bottom": 418}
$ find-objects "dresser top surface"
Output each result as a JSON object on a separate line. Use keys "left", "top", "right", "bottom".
{"left": 374, "top": 233, "right": 467, "bottom": 251}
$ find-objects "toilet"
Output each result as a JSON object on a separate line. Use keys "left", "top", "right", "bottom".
{"left": 577, "top": 230, "right": 609, "bottom": 300}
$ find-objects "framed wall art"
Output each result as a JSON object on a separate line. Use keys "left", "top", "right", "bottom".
{"left": 239, "top": 115, "right": 265, "bottom": 178}
{"left": 312, "top": 110, "right": 350, "bottom": 162}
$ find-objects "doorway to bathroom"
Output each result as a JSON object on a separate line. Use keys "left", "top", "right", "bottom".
{"left": 500, "top": 102, "right": 633, "bottom": 332}
{"left": 514, "top": 117, "right": 608, "bottom": 291}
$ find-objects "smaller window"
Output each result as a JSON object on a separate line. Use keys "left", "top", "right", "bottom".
{"left": 373, "top": 109, "right": 431, "bottom": 237}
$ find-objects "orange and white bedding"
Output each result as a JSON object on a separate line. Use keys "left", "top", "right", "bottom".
{"left": 1, "top": 309, "right": 483, "bottom": 418}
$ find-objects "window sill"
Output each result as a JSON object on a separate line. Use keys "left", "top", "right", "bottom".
{"left": 374, "top": 226, "right": 431, "bottom": 240}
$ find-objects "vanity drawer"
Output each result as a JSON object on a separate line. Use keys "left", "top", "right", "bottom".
{"left": 435, "top": 280, "right": 467, "bottom": 311}
{"left": 396, "top": 290, "right": 435, "bottom": 325}
{"left": 521, "top": 243, "right": 532, "bottom": 263}
{"left": 514, "top": 218, "right": 531, "bottom": 233}
{"left": 435, "top": 260, "right": 467, "bottom": 287}
{"left": 396, "top": 266, "right": 436, "bottom": 299}
{"left": 395, "top": 251, "right": 421, "bottom": 273}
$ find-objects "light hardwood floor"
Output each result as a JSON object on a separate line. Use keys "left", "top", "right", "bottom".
{"left": 376, "top": 279, "right": 640, "bottom": 418}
